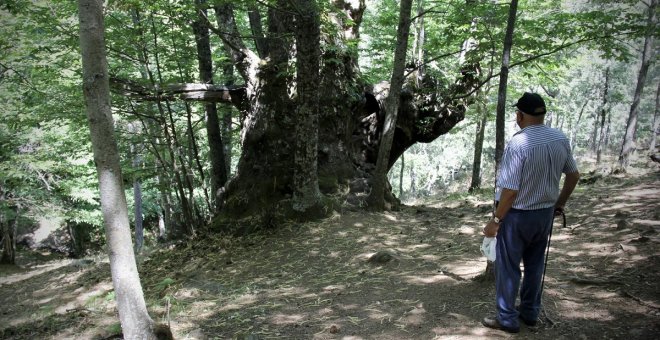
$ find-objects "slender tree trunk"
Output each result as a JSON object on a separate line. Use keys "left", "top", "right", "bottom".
{"left": 619, "top": 0, "right": 656, "bottom": 169}
{"left": 604, "top": 108, "right": 612, "bottom": 148}
{"left": 0, "top": 206, "right": 17, "bottom": 265}
{"left": 399, "top": 152, "right": 405, "bottom": 199}
{"left": 494, "top": 0, "right": 518, "bottom": 172}
{"left": 571, "top": 100, "right": 590, "bottom": 152}
{"left": 486, "top": 0, "right": 518, "bottom": 282}
{"left": 133, "top": 179, "right": 144, "bottom": 254}
{"left": 247, "top": 5, "right": 268, "bottom": 58}
{"left": 131, "top": 9, "right": 173, "bottom": 239}
{"left": 185, "top": 103, "right": 212, "bottom": 213}
{"left": 292, "top": 0, "right": 322, "bottom": 213}
{"left": 596, "top": 67, "right": 610, "bottom": 164}
{"left": 469, "top": 101, "right": 488, "bottom": 192}
{"left": 221, "top": 51, "right": 235, "bottom": 177}
{"left": 412, "top": 0, "right": 425, "bottom": 86}
{"left": 410, "top": 158, "right": 417, "bottom": 199}
{"left": 77, "top": 1, "right": 162, "bottom": 337}
{"left": 367, "top": 0, "right": 414, "bottom": 211}
{"left": 128, "top": 123, "right": 145, "bottom": 254}
{"left": 194, "top": 0, "right": 227, "bottom": 211}
{"left": 649, "top": 81, "right": 660, "bottom": 153}
{"left": 149, "top": 13, "right": 196, "bottom": 235}
{"left": 590, "top": 111, "right": 600, "bottom": 153}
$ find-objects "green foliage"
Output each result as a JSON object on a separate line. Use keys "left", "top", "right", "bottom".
{"left": 1, "top": 0, "right": 656, "bottom": 249}
{"left": 154, "top": 277, "right": 176, "bottom": 292}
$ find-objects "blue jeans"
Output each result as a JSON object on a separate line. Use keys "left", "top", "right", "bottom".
{"left": 495, "top": 207, "right": 554, "bottom": 329}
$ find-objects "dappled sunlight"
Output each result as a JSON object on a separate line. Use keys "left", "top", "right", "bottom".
{"left": 270, "top": 313, "right": 306, "bottom": 325}
{"left": 432, "top": 326, "right": 501, "bottom": 339}
{"left": 620, "top": 186, "right": 659, "bottom": 199}
{"left": 4, "top": 174, "right": 658, "bottom": 339}
{"left": 609, "top": 202, "right": 644, "bottom": 210}
{"left": 632, "top": 219, "right": 660, "bottom": 226}
{"left": 403, "top": 274, "right": 454, "bottom": 285}
{"left": 397, "top": 303, "right": 426, "bottom": 326}
{"left": 558, "top": 300, "right": 615, "bottom": 322}
{"left": 458, "top": 226, "right": 477, "bottom": 235}
{"left": 217, "top": 293, "right": 259, "bottom": 312}
{"left": 383, "top": 212, "right": 398, "bottom": 221}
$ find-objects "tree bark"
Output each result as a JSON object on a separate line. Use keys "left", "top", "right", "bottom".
{"left": 205, "top": 0, "right": 480, "bottom": 230}
{"left": 292, "top": 0, "right": 323, "bottom": 213}
{"left": 77, "top": 0, "right": 161, "bottom": 338}
{"left": 619, "top": 0, "right": 656, "bottom": 169}
{"left": 494, "top": 0, "right": 518, "bottom": 172}
{"left": 248, "top": 5, "right": 268, "bottom": 58}
{"left": 368, "top": 0, "right": 414, "bottom": 211}
{"left": 399, "top": 152, "right": 405, "bottom": 199}
{"left": 193, "top": 0, "right": 227, "bottom": 211}
{"left": 0, "top": 206, "right": 17, "bottom": 265}
{"left": 596, "top": 67, "right": 610, "bottom": 164}
{"left": 469, "top": 99, "right": 488, "bottom": 192}
{"left": 649, "top": 81, "right": 660, "bottom": 153}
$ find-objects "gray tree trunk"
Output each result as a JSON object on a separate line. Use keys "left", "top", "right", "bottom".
{"left": 292, "top": 0, "right": 322, "bottom": 213}
{"left": 399, "top": 152, "right": 405, "bottom": 199}
{"left": 367, "top": 0, "right": 414, "bottom": 211}
{"left": 494, "top": 0, "right": 518, "bottom": 172}
{"left": 649, "top": 81, "right": 660, "bottom": 153}
{"left": 194, "top": 0, "right": 227, "bottom": 211}
{"left": 0, "top": 205, "right": 17, "bottom": 265}
{"left": 133, "top": 179, "right": 144, "bottom": 254}
{"left": 596, "top": 67, "right": 610, "bottom": 164}
{"left": 619, "top": 0, "right": 656, "bottom": 169}
{"left": 77, "top": 0, "right": 160, "bottom": 337}
{"left": 469, "top": 101, "right": 488, "bottom": 192}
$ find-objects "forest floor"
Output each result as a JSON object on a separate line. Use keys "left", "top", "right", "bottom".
{"left": 1, "top": 165, "right": 659, "bottom": 339}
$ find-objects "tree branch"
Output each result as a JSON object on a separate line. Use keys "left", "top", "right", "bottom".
{"left": 452, "top": 32, "right": 640, "bottom": 101}
{"left": 405, "top": 49, "right": 464, "bottom": 77}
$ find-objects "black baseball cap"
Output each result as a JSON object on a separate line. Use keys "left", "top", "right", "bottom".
{"left": 512, "top": 92, "right": 546, "bottom": 116}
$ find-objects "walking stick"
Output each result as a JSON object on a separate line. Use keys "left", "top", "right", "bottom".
{"left": 539, "top": 208, "right": 566, "bottom": 325}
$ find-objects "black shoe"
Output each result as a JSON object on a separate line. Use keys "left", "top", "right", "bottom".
{"left": 482, "top": 316, "right": 520, "bottom": 333}
{"left": 515, "top": 305, "right": 538, "bottom": 326}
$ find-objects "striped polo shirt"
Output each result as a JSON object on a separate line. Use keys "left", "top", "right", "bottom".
{"left": 496, "top": 124, "right": 578, "bottom": 210}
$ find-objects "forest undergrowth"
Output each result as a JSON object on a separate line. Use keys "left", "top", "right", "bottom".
{"left": 1, "top": 164, "right": 659, "bottom": 339}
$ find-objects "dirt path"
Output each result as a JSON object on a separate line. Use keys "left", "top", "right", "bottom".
{"left": 1, "top": 170, "right": 659, "bottom": 339}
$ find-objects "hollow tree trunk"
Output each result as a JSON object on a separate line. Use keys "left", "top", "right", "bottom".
{"left": 209, "top": 0, "right": 481, "bottom": 231}
{"left": 619, "top": 0, "right": 656, "bottom": 169}
{"left": 77, "top": 0, "right": 162, "bottom": 337}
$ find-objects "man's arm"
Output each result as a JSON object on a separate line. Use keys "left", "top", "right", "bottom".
{"left": 483, "top": 188, "right": 518, "bottom": 237}
{"left": 555, "top": 171, "right": 580, "bottom": 212}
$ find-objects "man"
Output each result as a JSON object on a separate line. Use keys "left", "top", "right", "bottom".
{"left": 482, "top": 92, "right": 580, "bottom": 333}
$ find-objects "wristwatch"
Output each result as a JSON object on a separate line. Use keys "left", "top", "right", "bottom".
{"left": 492, "top": 216, "right": 502, "bottom": 224}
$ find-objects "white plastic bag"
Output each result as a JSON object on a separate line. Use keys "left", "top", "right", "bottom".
{"left": 481, "top": 237, "right": 497, "bottom": 262}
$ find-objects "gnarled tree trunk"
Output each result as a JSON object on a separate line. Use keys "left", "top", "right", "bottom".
{"left": 205, "top": 0, "right": 481, "bottom": 231}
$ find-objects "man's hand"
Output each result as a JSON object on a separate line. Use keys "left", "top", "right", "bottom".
{"left": 483, "top": 220, "right": 500, "bottom": 237}
{"left": 554, "top": 206, "right": 564, "bottom": 216}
